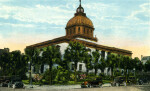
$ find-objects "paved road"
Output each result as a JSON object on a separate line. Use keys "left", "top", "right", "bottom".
{"left": 0, "top": 85, "right": 150, "bottom": 91}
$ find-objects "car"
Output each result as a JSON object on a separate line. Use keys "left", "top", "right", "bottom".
{"left": 0, "top": 76, "right": 10, "bottom": 87}
{"left": 81, "top": 77, "right": 103, "bottom": 88}
{"left": 102, "top": 83, "right": 112, "bottom": 87}
{"left": 8, "top": 77, "right": 24, "bottom": 89}
{"left": 0, "top": 80, "right": 10, "bottom": 87}
{"left": 111, "top": 76, "right": 126, "bottom": 86}
{"left": 128, "top": 76, "right": 137, "bottom": 85}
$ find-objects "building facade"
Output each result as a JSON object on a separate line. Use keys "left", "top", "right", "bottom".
{"left": 141, "top": 55, "right": 150, "bottom": 64}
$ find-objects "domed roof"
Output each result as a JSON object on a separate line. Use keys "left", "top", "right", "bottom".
{"left": 66, "top": 15, "right": 94, "bottom": 28}
{"left": 66, "top": 3, "right": 94, "bottom": 29}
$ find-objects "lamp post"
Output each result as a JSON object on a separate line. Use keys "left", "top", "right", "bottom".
{"left": 29, "top": 58, "right": 33, "bottom": 88}
{"left": 29, "top": 52, "right": 35, "bottom": 88}
{"left": 133, "top": 68, "right": 135, "bottom": 76}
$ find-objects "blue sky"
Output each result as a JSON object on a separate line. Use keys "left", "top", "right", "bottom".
{"left": 0, "top": 0, "right": 149, "bottom": 58}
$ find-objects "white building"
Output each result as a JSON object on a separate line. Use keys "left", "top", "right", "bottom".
{"left": 26, "top": 1, "right": 132, "bottom": 77}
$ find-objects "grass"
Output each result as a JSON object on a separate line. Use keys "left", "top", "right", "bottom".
{"left": 22, "top": 79, "right": 112, "bottom": 85}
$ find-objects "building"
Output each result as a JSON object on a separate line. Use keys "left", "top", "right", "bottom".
{"left": 26, "top": 1, "right": 132, "bottom": 75}
{"left": 141, "top": 55, "right": 150, "bottom": 64}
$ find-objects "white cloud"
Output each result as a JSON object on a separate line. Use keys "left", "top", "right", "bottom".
{"left": 127, "top": 3, "right": 150, "bottom": 21}
{"left": 2, "top": 23, "right": 35, "bottom": 28}
{"left": 0, "top": 4, "right": 74, "bottom": 25}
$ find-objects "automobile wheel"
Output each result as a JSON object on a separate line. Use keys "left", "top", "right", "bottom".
{"left": 13, "top": 85, "right": 15, "bottom": 89}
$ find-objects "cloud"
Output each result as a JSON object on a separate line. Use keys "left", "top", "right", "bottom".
{"left": 0, "top": 4, "right": 74, "bottom": 25}
{"left": 127, "top": 3, "right": 150, "bottom": 21}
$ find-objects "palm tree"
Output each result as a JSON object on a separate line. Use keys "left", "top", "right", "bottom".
{"left": 92, "top": 49, "right": 100, "bottom": 75}
{"left": 42, "top": 45, "right": 61, "bottom": 85}
{"left": 64, "top": 41, "right": 86, "bottom": 83}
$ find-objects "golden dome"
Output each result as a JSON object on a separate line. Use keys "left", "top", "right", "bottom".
{"left": 66, "top": 15, "right": 94, "bottom": 28}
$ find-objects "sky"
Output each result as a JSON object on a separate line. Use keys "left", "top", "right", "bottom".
{"left": 0, "top": 0, "right": 150, "bottom": 59}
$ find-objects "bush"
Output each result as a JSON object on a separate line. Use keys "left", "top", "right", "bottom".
{"left": 43, "top": 68, "right": 57, "bottom": 84}
{"left": 54, "top": 66, "right": 70, "bottom": 84}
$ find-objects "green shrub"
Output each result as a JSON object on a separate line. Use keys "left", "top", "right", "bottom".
{"left": 43, "top": 68, "right": 58, "bottom": 84}
{"left": 54, "top": 66, "right": 70, "bottom": 84}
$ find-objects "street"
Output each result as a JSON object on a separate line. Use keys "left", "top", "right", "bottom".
{"left": 0, "top": 84, "right": 150, "bottom": 91}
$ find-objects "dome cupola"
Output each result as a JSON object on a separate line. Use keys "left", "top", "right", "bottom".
{"left": 65, "top": 0, "right": 96, "bottom": 41}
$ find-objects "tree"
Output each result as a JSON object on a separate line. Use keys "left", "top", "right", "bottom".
{"left": 99, "top": 57, "right": 106, "bottom": 74}
{"left": 10, "top": 51, "right": 28, "bottom": 79}
{"left": 145, "top": 60, "right": 150, "bottom": 72}
{"left": 25, "top": 47, "right": 36, "bottom": 84}
{"left": 42, "top": 45, "right": 61, "bottom": 85}
{"left": 0, "top": 51, "right": 11, "bottom": 76}
{"left": 32, "top": 48, "right": 42, "bottom": 74}
{"left": 120, "top": 56, "right": 132, "bottom": 82}
{"left": 106, "top": 54, "right": 117, "bottom": 80}
{"left": 92, "top": 49, "right": 100, "bottom": 75}
{"left": 64, "top": 41, "right": 86, "bottom": 83}
{"left": 82, "top": 48, "right": 93, "bottom": 75}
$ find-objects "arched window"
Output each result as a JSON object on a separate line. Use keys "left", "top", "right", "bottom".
{"left": 84, "top": 28, "right": 85, "bottom": 33}
{"left": 91, "top": 30, "right": 92, "bottom": 33}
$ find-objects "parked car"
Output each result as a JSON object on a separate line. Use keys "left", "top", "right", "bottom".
{"left": 81, "top": 77, "right": 103, "bottom": 88}
{"left": 8, "top": 77, "right": 24, "bottom": 89}
{"left": 128, "top": 76, "right": 137, "bottom": 85}
{"left": 1, "top": 80, "right": 10, "bottom": 87}
{"left": 0, "top": 76, "right": 10, "bottom": 87}
{"left": 111, "top": 76, "right": 126, "bottom": 86}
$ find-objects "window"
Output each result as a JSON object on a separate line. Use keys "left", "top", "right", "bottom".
{"left": 70, "top": 29, "right": 72, "bottom": 34}
{"left": 78, "top": 27, "right": 80, "bottom": 33}
{"left": 87, "top": 29, "right": 89, "bottom": 34}
{"left": 74, "top": 28, "right": 75, "bottom": 33}
{"left": 67, "top": 30, "right": 69, "bottom": 35}
{"left": 84, "top": 28, "right": 85, "bottom": 33}
{"left": 91, "top": 30, "right": 92, "bottom": 33}
{"left": 68, "top": 30, "right": 70, "bottom": 35}
{"left": 41, "top": 65, "right": 44, "bottom": 73}
{"left": 79, "top": 64, "right": 82, "bottom": 71}
{"left": 72, "top": 64, "right": 75, "bottom": 70}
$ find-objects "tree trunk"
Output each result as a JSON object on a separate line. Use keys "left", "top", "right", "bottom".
{"left": 125, "top": 69, "right": 127, "bottom": 82}
{"left": 102, "top": 70, "right": 104, "bottom": 74}
{"left": 49, "top": 61, "right": 53, "bottom": 85}
{"left": 29, "top": 58, "right": 32, "bottom": 85}
{"left": 74, "top": 62, "right": 77, "bottom": 83}
{"left": 111, "top": 67, "right": 114, "bottom": 81}
{"left": 95, "top": 68, "right": 97, "bottom": 76}
{"left": 86, "top": 68, "right": 89, "bottom": 75}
